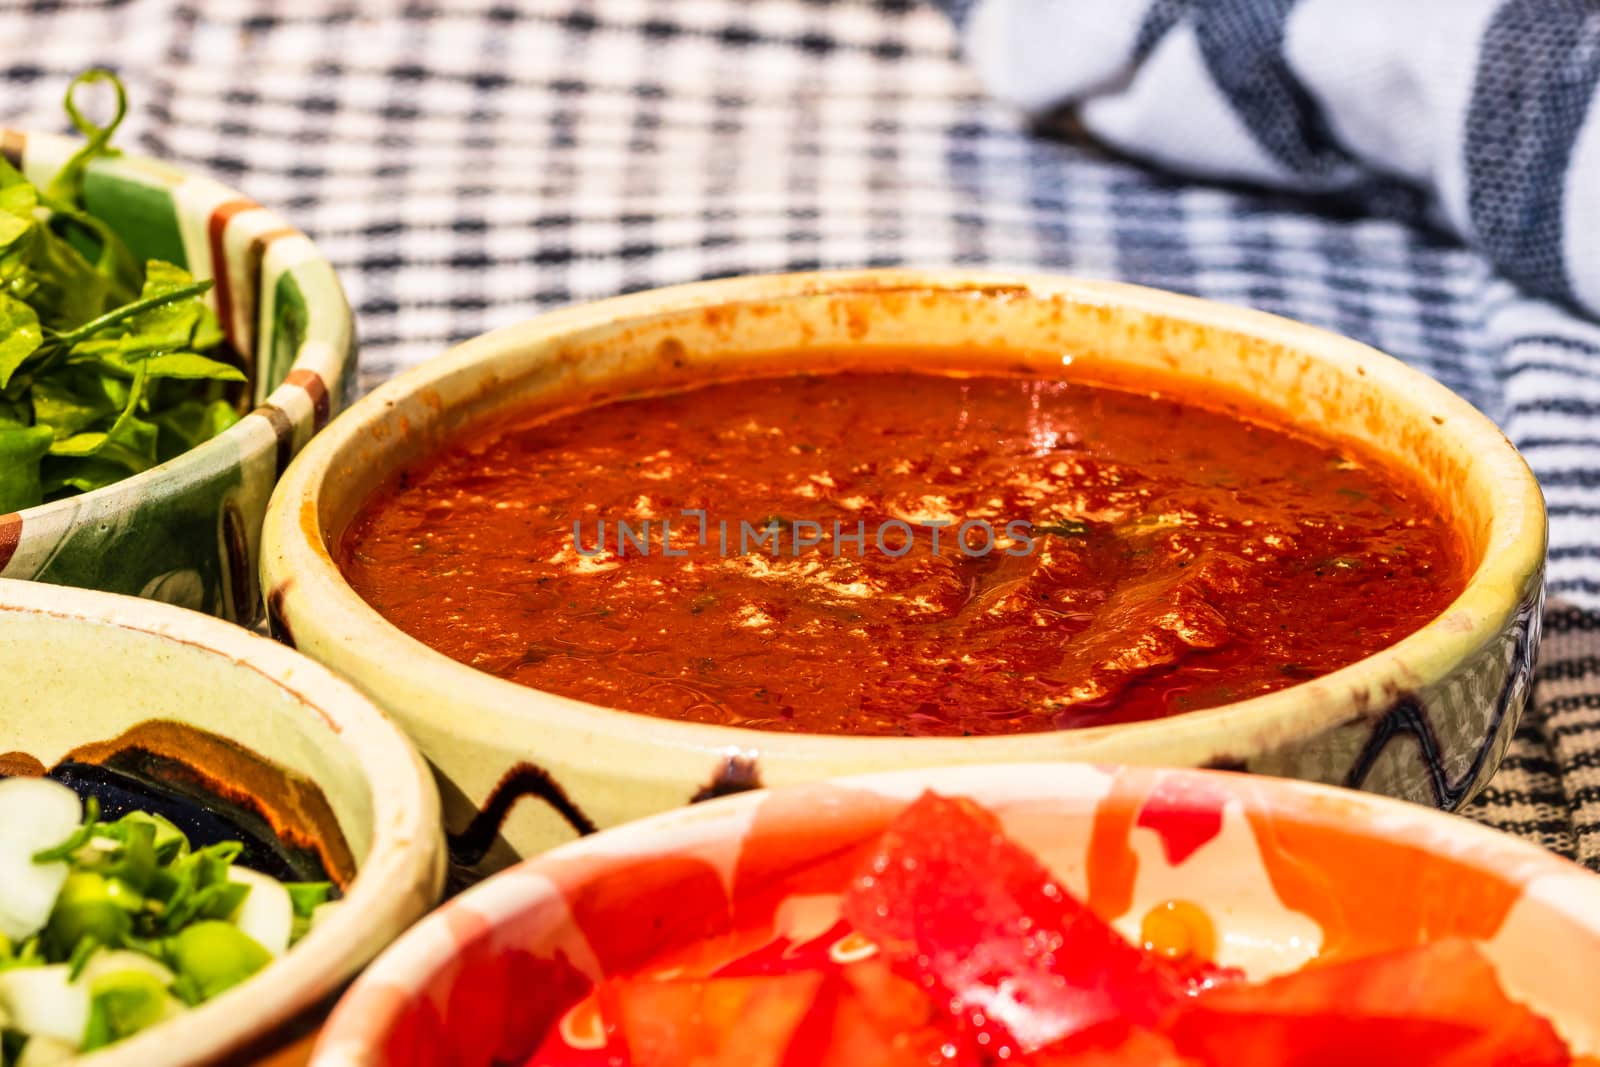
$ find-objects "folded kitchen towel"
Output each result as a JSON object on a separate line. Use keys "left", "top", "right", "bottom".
{"left": 940, "top": 0, "right": 1600, "bottom": 319}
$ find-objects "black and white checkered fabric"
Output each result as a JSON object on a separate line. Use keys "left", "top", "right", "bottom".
{"left": 3, "top": 0, "right": 1598, "bottom": 869}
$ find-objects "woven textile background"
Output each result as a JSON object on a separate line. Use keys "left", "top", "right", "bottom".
{"left": 3, "top": 0, "right": 1597, "bottom": 868}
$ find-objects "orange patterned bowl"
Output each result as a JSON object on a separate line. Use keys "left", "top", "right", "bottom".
{"left": 307, "top": 763, "right": 1600, "bottom": 1066}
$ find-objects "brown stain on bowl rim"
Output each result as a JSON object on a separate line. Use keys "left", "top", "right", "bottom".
{"left": 800, "top": 279, "right": 1032, "bottom": 302}
{"left": 266, "top": 581, "right": 297, "bottom": 649}
{"left": 0, "top": 512, "right": 22, "bottom": 571}
{"left": 66, "top": 720, "right": 358, "bottom": 887}
{"left": 0, "top": 751, "right": 47, "bottom": 776}
{"left": 416, "top": 387, "right": 446, "bottom": 418}
{"left": 656, "top": 336, "right": 688, "bottom": 367}
{"left": 690, "top": 753, "right": 764, "bottom": 803}
{"left": 844, "top": 305, "right": 871, "bottom": 341}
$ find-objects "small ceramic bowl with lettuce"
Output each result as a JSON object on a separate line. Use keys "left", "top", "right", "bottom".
{"left": 0, "top": 71, "right": 355, "bottom": 624}
{"left": 0, "top": 575, "right": 446, "bottom": 1065}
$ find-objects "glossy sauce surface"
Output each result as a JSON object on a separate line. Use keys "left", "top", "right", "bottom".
{"left": 339, "top": 366, "right": 1467, "bottom": 736}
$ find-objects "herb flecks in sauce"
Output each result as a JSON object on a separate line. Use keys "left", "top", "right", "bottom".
{"left": 340, "top": 369, "right": 1467, "bottom": 737}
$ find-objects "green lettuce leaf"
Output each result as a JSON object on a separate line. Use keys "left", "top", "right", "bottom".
{"left": 0, "top": 292, "right": 43, "bottom": 387}
{"left": 28, "top": 368, "right": 121, "bottom": 440}
{"left": 0, "top": 70, "right": 247, "bottom": 508}
{"left": 0, "top": 423, "right": 54, "bottom": 511}
{"left": 152, "top": 399, "right": 240, "bottom": 462}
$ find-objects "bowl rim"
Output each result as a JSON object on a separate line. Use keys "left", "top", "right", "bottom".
{"left": 0, "top": 576, "right": 445, "bottom": 1067}
{"left": 262, "top": 268, "right": 1548, "bottom": 770}
{"left": 308, "top": 761, "right": 1599, "bottom": 1064}
{"left": 0, "top": 127, "right": 354, "bottom": 529}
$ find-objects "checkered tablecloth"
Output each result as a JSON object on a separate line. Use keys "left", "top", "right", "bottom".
{"left": 4, "top": 0, "right": 1598, "bottom": 869}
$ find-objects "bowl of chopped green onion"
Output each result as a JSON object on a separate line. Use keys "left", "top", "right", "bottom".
{"left": 1, "top": 70, "right": 355, "bottom": 624}
{"left": 0, "top": 576, "right": 445, "bottom": 1065}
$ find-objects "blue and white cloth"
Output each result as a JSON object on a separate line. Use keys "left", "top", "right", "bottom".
{"left": 2, "top": 0, "right": 1598, "bottom": 867}
{"left": 944, "top": 0, "right": 1600, "bottom": 317}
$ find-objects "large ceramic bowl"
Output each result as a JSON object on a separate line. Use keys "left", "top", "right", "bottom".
{"left": 0, "top": 128, "right": 355, "bottom": 624}
{"left": 261, "top": 270, "right": 1546, "bottom": 878}
{"left": 0, "top": 577, "right": 446, "bottom": 1066}
{"left": 307, "top": 763, "right": 1600, "bottom": 1066}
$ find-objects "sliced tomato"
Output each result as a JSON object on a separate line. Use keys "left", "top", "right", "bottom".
{"left": 1030, "top": 1022, "right": 1199, "bottom": 1067}
{"left": 602, "top": 973, "right": 823, "bottom": 1067}
{"left": 380, "top": 994, "right": 448, "bottom": 1067}
{"left": 1165, "top": 939, "right": 1571, "bottom": 1067}
{"left": 443, "top": 948, "right": 591, "bottom": 1066}
{"left": 1166, "top": 1013, "right": 1507, "bottom": 1067}
{"left": 841, "top": 791, "right": 1187, "bottom": 1056}
{"left": 782, "top": 965, "right": 960, "bottom": 1067}
{"left": 837, "top": 958, "right": 938, "bottom": 1033}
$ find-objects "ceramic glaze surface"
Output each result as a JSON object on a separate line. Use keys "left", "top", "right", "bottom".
{"left": 261, "top": 271, "right": 1547, "bottom": 882}
{"left": 0, "top": 130, "right": 355, "bottom": 624}
{"left": 308, "top": 765, "right": 1600, "bottom": 1067}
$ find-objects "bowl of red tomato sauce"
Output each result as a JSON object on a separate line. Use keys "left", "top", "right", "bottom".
{"left": 259, "top": 270, "right": 1546, "bottom": 878}
{"left": 307, "top": 764, "right": 1599, "bottom": 1067}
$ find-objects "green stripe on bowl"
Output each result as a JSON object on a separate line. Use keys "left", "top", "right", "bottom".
{"left": 265, "top": 269, "right": 310, "bottom": 403}
{"left": 82, "top": 167, "right": 186, "bottom": 267}
{"left": 286, "top": 258, "right": 354, "bottom": 410}
{"left": 19, "top": 135, "right": 190, "bottom": 270}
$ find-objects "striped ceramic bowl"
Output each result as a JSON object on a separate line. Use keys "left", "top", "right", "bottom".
{"left": 0, "top": 128, "right": 354, "bottom": 624}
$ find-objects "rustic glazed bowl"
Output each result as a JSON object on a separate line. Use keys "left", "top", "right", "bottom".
{"left": 0, "top": 577, "right": 446, "bottom": 1067}
{"left": 307, "top": 763, "right": 1600, "bottom": 1066}
{"left": 0, "top": 128, "right": 355, "bottom": 624}
{"left": 260, "top": 270, "right": 1546, "bottom": 879}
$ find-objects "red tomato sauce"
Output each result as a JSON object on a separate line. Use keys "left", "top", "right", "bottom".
{"left": 338, "top": 365, "right": 1467, "bottom": 736}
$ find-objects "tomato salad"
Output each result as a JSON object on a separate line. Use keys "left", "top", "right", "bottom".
{"left": 523, "top": 792, "right": 1585, "bottom": 1067}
